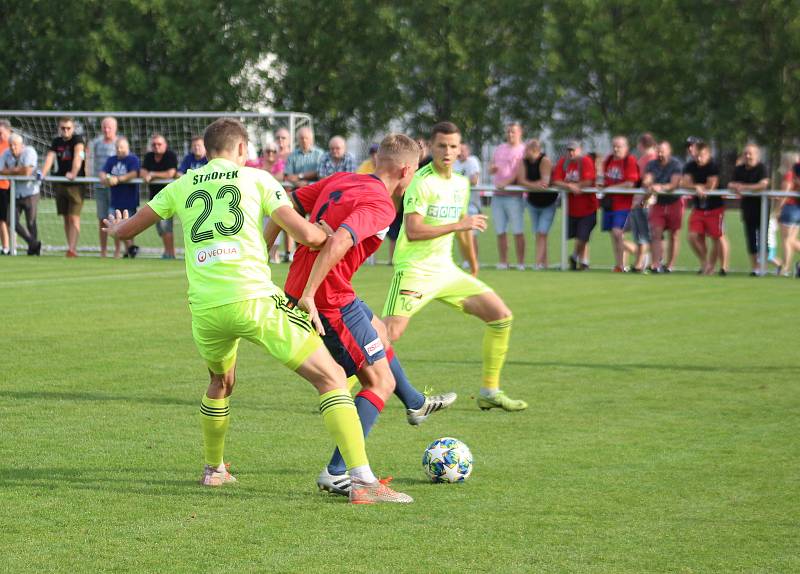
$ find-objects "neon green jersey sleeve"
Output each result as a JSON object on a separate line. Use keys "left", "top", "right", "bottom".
{"left": 403, "top": 174, "right": 430, "bottom": 217}
{"left": 148, "top": 182, "right": 176, "bottom": 219}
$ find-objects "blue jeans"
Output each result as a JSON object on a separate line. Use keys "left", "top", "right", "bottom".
{"left": 527, "top": 203, "right": 557, "bottom": 235}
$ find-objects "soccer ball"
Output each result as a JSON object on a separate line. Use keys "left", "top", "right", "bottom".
{"left": 422, "top": 437, "right": 473, "bottom": 483}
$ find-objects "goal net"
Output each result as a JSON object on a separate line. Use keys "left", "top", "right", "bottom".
{"left": 0, "top": 110, "right": 312, "bottom": 255}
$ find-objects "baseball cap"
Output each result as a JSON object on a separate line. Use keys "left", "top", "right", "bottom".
{"left": 566, "top": 140, "right": 581, "bottom": 150}
{"left": 685, "top": 136, "right": 703, "bottom": 145}
{"left": 368, "top": 143, "right": 379, "bottom": 154}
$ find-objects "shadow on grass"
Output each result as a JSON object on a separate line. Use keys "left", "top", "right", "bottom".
{"left": 405, "top": 358, "right": 793, "bottom": 375}
{"left": 7, "top": 390, "right": 197, "bottom": 406}
{"left": 6, "top": 390, "right": 298, "bottom": 412}
{"left": 0, "top": 466, "right": 342, "bottom": 502}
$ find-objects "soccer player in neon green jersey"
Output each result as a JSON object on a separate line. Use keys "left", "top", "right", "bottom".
{"left": 382, "top": 121, "right": 527, "bottom": 411}
{"left": 103, "top": 118, "right": 411, "bottom": 504}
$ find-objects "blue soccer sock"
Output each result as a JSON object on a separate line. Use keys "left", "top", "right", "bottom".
{"left": 388, "top": 349, "right": 425, "bottom": 410}
{"left": 327, "top": 390, "right": 384, "bottom": 476}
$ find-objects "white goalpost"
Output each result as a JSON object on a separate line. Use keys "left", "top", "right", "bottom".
{"left": 0, "top": 110, "right": 312, "bottom": 256}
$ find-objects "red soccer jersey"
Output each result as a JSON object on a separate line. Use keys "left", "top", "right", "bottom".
{"left": 284, "top": 172, "right": 396, "bottom": 309}
{"left": 602, "top": 154, "right": 639, "bottom": 211}
{"left": 552, "top": 155, "right": 598, "bottom": 217}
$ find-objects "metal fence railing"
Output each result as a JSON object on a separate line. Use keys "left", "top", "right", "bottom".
{"left": 472, "top": 185, "right": 800, "bottom": 273}
{"left": 3, "top": 175, "right": 799, "bottom": 274}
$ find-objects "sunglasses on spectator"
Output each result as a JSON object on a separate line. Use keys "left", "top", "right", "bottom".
{"left": 265, "top": 149, "right": 277, "bottom": 153}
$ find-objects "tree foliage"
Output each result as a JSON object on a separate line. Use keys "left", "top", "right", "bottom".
{"left": 3, "top": 0, "right": 800, "bottom": 167}
{"left": 0, "top": 0, "right": 268, "bottom": 110}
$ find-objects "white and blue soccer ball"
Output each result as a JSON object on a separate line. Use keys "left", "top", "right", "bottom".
{"left": 422, "top": 437, "right": 473, "bottom": 483}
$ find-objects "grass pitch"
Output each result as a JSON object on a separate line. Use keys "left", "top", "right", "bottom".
{"left": 1, "top": 256, "right": 797, "bottom": 573}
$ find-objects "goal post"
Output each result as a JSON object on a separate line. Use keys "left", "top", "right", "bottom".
{"left": 0, "top": 110, "right": 312, "bottom": 255}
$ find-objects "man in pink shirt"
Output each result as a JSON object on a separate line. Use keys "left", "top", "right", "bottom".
{"left": 490, "top": 122, "right": 527, "bottom": 270}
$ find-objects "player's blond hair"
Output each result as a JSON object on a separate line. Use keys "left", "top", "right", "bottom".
{"left": 204, "top": 118, "right": 248, "bottom": 154}
{"left": 377, "top": 134, "right": 420, "bottom": 166}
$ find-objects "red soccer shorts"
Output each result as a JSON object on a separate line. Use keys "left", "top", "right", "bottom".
{"left": 649, "top": 202, "right": 684, "bottom": 233}
{"left": 688, "top": 207, "right": 725, "bottom": 239}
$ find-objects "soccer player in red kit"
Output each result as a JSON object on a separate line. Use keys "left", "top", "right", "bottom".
{"left": 271, "top": 134, "right": 456, "bottom": 501}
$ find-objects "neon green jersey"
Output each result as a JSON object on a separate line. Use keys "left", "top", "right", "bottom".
{"left": 148, "top": 157, "right": 291, "bottom": 309}
{"left": 393, "top": 162, "right": 470, "bottom": 273}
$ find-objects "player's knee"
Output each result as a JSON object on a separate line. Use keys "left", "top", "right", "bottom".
{"left": 490, "top": 308, "right": 513, "bottom": 324}
{"left": 363, "top": 373, "right": 395, "bottom": 396}
{"left": 209, "top": 370, "right": 236, "bottom": 395}
{"left": 386, "top": 321, "right": 405, "bottom": 342}
{"left": 372, "top": 318, "right": 390, "bottom": 347}
{"left": 320, "top": 362, "right": 347, "bottom": 390}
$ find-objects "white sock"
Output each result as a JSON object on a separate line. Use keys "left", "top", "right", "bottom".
{"left": 480, "top": 388, "right": 498, "bottom": 398}
{"left": 349, "top": 465, "right": 377, "bottom": 483}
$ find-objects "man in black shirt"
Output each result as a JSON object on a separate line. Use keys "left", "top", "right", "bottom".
{"left": 683, "top": 143, "right": 723, "bottom": 275}
{"left": 729, "top": 144, "right": 769, "bottom": 275}
{"left": 141, "top": 134, "right": 178, "bottom": 258}
{"left": 41, "top": 117, "right": 86, "bottom": 257}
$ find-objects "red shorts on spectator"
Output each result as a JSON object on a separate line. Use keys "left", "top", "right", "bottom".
{"left": 689, "top": 207, "right": 725, "bottom": 238}
{"left": 649, "top": 202, "right": 685, "bottom": 232}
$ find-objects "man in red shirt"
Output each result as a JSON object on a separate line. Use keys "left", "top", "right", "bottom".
{"left": 602, "top": 136, "right": 640, "bottom": 272}
{"left": 552, "top": 141, "right": 597, "bottom": 270}
{"left": 276, "top": 134, "right": 456, "bottom": 500}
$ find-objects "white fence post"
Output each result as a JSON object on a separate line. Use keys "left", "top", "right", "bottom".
{"left": 9, "top": 180, "right": 16, "bottom": 256}
{"left": 560, "top": 191, "right": 568, "bottom": 270}
{"left": 758, "top": 193, "right": 768, "bottom": 273}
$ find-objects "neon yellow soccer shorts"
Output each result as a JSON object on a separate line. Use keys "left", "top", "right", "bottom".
{"left": 191, "top": 293, "right": 322, "bottom": 374}
{"left": 382, "top": 265, "right": 492, "bottom": 318}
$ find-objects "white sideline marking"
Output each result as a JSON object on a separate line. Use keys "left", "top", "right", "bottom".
{"left": 0, "top": 269, "right": 185, "bottom": 287}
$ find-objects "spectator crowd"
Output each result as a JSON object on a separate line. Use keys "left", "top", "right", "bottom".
{"left": 0, "top": 116, "right": 799, "bottom": 277}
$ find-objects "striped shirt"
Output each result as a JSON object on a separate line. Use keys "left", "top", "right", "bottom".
{"left": 317, "top": 152, "right": 356, "bottom": 178}
{"left": 284, "top": 146, "right": 324, "bottom": 178}
{"left": 90, "top": 136, "right": 118, "bottom": 187}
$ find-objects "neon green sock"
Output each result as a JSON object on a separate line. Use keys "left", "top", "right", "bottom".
{"left": 200, "top": 394, "right": 230, "bottom": 467}
{"left": 319, "top": 389, "right": 368, "bottom": 470}
{"left": 482, "top": 315, "right": 513, "bottom": 391}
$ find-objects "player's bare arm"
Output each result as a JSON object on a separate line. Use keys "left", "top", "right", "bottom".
{"left": 264, "top": 218, "right": 282, "bottom": 250}
{"left": 103, "top": 205, "right": 162, "bottom": 240}
{"left": 298, "top": 227, "right": 355, "bottom": 336}
{"left": 269, "top": 205, "right": 328, "bottom": 248}
{"left": 456, "top": 224, "right": 479, "bottom": 276}
{"left": 404, "top": 211, "right": 487, "bottom": 241}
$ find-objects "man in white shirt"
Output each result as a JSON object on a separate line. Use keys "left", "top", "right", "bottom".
{"left": 454, "top": 143, "right": 482, "bottom": 268}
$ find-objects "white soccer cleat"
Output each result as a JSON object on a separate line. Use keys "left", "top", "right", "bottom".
{"left": 406, "top": 392, "right": 458, "bottom": 426}
{"left": 317, "top": 467, "right": 351, "bottom": 496}
{"left": 200, "top": 463, "right": 237, "bottom": 487}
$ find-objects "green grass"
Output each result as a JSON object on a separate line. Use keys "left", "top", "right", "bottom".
{"left": 1, "top": 257, "right": 797, "bottom": 573}
{"left": 31, "top": 197, "right": 760, "bottom": 272}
